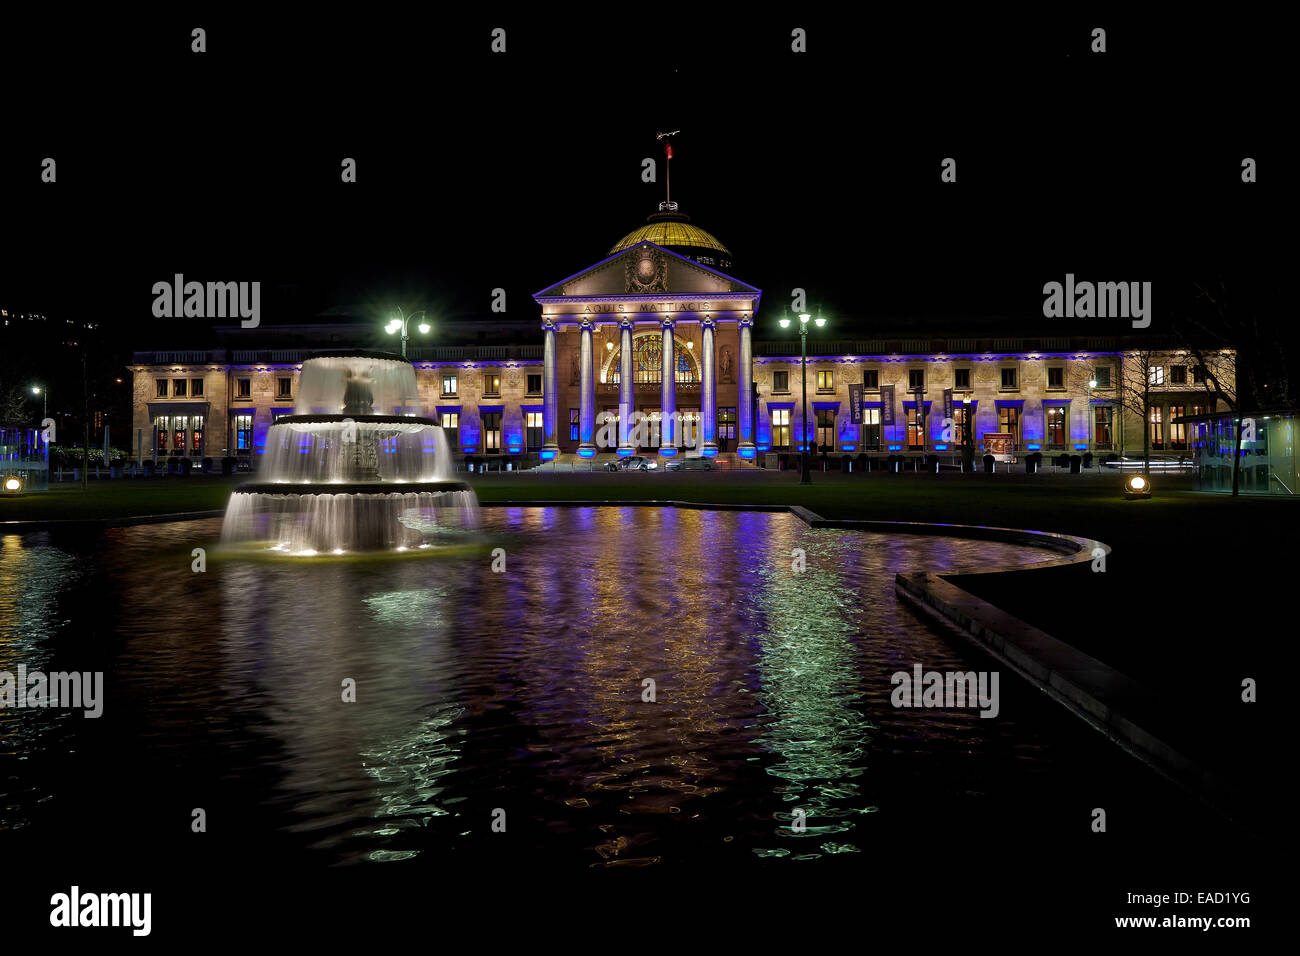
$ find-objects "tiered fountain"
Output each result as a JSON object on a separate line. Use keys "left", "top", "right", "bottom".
{"left": 221, "top": 351, "right": 479, "bottom": 555}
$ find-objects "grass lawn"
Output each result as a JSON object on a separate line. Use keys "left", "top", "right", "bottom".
{"left": 4, "top": 467, "right": 1284, "bottom": 787}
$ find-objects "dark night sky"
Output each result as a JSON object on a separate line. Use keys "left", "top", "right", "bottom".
{"left": 0, "top": 10, "right": 1284, "bottom": 344}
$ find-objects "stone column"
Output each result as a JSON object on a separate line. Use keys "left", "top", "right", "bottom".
{"left": 578, "top": 318, "right": 596, "bottom": 456}
{"left": 737, "top": 315, "right": 755, "bottom": 457}
{"left": 700, "top": 316, "right": 718, "bottom": 455}
{"left": 541, "top": 320, "right": 559, "bottom": 457}
{"left": 659, "top": 318, "right": 676, "bottom": 453}
{"left": 618, "top": 319, "right": 634, "bottom": 454}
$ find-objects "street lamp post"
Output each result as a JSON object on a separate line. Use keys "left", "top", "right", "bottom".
{"left": 961, "top": 392, "right": 975, "bottom": 472}
{"left": 1088, "top": 373, "right": 1097, "bottom": 464}
{"left": 385, "top": 308, "right": 432, "bottom": 359}
{"left": 32, "top": 385, "right": 47, "bottom": 421}
{"left": 778, "top": 312, "right": 826, "bottom": 485}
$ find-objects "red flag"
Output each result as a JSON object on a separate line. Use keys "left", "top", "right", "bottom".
{"left": 665, "top": 143, "right": 673, "bottom": 160}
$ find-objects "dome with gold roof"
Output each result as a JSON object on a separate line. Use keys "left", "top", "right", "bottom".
{"left": 609, "top": 206, "right": 733, "bottom": 270}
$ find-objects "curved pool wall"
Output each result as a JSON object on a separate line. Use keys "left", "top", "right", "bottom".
{"left": 3, "top": 506, "right": 1188, "bottom": 870}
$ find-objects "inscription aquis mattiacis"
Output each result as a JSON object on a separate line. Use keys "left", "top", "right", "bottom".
{"left": 580, "top": 302, "right": 719, "bottom": 314}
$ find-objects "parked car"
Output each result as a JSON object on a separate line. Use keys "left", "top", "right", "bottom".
{"left": 665, "top": 455, "right": 715, "bottom": 471}
{"left": 604, "top": 455, "right": 657, "bottom": 471}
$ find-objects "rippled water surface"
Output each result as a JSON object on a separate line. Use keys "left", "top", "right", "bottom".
{"left": 0, "top": 507, "right": 1197, "bottom": 871}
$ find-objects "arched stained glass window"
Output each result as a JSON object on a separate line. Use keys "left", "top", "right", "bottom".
{"left": 606, "top": 334, "right": 698, "bottom": 385}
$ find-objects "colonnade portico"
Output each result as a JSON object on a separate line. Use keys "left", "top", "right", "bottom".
{"left": 534, "top": 240, "right": 762, "bottom": 460}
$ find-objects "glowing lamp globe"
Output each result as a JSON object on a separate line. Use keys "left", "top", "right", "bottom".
{"left": 1123, "top": 474, "right": 1152, "bottom": 499}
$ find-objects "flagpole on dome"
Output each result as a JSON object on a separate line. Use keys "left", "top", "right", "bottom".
{"left": 655, "top": 129, "right": 680, "bottom": 211}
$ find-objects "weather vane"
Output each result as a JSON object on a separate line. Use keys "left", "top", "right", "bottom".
{"left": 656, "top": 130, "right": 681, "bottom": 210}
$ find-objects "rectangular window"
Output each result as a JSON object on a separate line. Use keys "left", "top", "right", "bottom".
{"left": 483, "top": 412, "right": 501, "bottom": 453}
{"left": 1093, "top": 366, "right": 1111, "bottom": 388}
{"left": 525, "top": 411, "right": 544, "bottom": 450}
{"left": 484, "top": 374, "right": 501, "bottom": 397}
{"left": 236, "top": 378, "right": 251, "bottom": 398}
{"left": 172, "top": 415, "right": 188, "bottom": 453}
{"left": 953, "top": 405, "right": 971, "bottom": 445}
{"left": 569, "top": 408, "right": 579, "bottom": 442}
{"left": 440, "top": 411, "right": 458, "bottom": 449}
{"left": 718, "top": 407, "right": 737, "bottom": 441}
{"left": 191, "top": 415, "right": 204, "bottom": 453}
{"left": 1170, "top": 366, "right": 1187, "bottom": 385}
{"left": 1149, "top": 405, "right": 1164, "bottom": 448}
{"left": 906, "top": 406, "right": 925, "bottom": 449}
{"left": 863, "top": 369, "right": 879, "bottom": 390}
{"left": 1149, "top": 366, "right": 1165, "bottom": 386}
{"left": 771, "top": 409, "right": 791, "bottom": 448}
{"left": 1046, "top": 406, "right": 1066, "bottom": 446}
{"left": 816, "top": 370, "right": 833, "bottom": 392}
{"left": 154, "top": 415, "right": 169, "bottom": 451}
{"left": 862, "top": 407, "right": 881, "bottom": 450}
{"left": 277, "top": 377, "right": 291, "bottom": 398}
{"left": 234, "top": 414, "right": 253, "bottom": 452}
{"left": 816, "top": 409, "right": 835, "bottom": 450}
{"left": 773, "top": 370, "right": 789, "bottom": 392}
{"left": 1168, "top": 404, "right": 1186, "bottom": 448}
{"left": 1047, "top": 367, "right": 1064, "bottom": 389}
{"left": 442, "top": 373, "right": 458, "bottom": 396}
{"left": 156, "top": 379, "right": 169, "bottom": 398}
{"left": 1192, "top": 365, "right": 1207, "bottom": 385}
{"left": 999, "top": 405, "right": 1020, "bottom": 443}
{"left": 1000, "top": 368, "right": 1018, "bottom": 390}
{"left": 527, "top": 373, "right": 542, "bottom": 395}
{"left": 1094, "top": 406, "right": 1113, "bottom": 447}
{"left": 191, "top": 378, "right": 204, "bottom": 396}
{"left": 908, "top": 369, "right": 924, "bottom": 390}
{"left": 954, "top": 368, "right": 971, "bottom": 390}
{"left": 173, "top": 379, "right": 187, "bottom": 397}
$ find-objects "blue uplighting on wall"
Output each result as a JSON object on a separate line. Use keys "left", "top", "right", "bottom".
{"left": 934, "top": 444, "right": 948, "bottom": 450}
{"left": 702, "top": 447, "right": 718, "bottom": 457}
{"left": 617, "top": 447, "right": 634, "bottom": 457}
{"left": 738, "top": 447, "right": 756, "bottom": 459}
{"left": 1073, "top": 443, "right": 1088, "bottom": 450}
{"left": 659, "top": 447, "right": 678, "bottom": 457}
{"left": 577, "top": 447, "right": 595, "bottom": 458}
{"left": 539, "top": 449, "right": 557, "bottom": 460}
{"left": 1026, "top": 443, "right": 1041, "bottom": 450}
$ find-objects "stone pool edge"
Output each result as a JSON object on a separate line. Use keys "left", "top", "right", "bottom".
{"left": 481, "top": 499, "right": 1239, "bottom": 821}
{"left": 4, "top": 498, "right": 1234, "bottom": 819}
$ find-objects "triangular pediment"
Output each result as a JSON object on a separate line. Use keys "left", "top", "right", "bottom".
{"left": 534, "top": 242, "right": 760, "bottom": 301}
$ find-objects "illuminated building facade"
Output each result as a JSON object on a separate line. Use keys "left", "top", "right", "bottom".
{"left": 127, "top": 206, "right": 1234, "bottom": 466}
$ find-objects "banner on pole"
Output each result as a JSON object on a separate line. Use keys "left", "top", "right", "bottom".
{"left": 881, "top": 385, "right": 895, "bottom": 426}
{"left": 848, "top": 384, "right": 863, "bottom": 424}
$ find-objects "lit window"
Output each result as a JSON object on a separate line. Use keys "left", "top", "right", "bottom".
{"left": 816, "top": 370, "right": 834, "bottom": 392}
{"left": 442, "top": 373, "right": 458, "bottom": 396}
{"left": 525, "top": 411, "right": 544, "bottom": 449}
{"left": 1149, "top": 366, "right": 1165, "bottom": 386}
{"left": 484, "top": 374, "right": 501, "bottom": 396}
{"left": 771, "top": 409, "right": 791, "bottom": 448}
